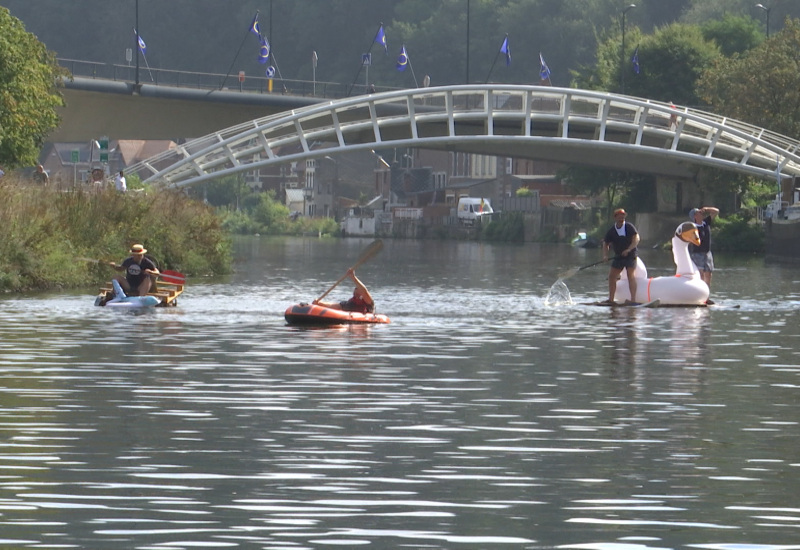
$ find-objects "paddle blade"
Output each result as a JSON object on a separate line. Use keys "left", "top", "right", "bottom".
{"left": 557, "top": 266, "right": 580, "bottom": 280}
{"left": 160, "top": 270, "right": 185, "bottom": 285}
{"left": 315, "top": 239, "right": 384, "bottom": 302}
{"left": 352, "top": 239, "right": 384, "bottom": 270}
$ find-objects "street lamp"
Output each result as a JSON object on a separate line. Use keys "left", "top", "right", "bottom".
{"left": 755, "top": 3, "right": 771, "bottom": 38}
{"left": 620, "top": 3, "right": 636, "bottom": 95}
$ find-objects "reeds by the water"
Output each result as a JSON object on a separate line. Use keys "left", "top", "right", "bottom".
{"left": 0, "top": 176, "right": 231, "bottom": 292}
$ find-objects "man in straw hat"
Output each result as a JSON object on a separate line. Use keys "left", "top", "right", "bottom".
{"left": 110, "top": 244, "right": 160, "bottom": 297}
{"left": 601, "top": 208, "right": 640, "bottom": 305}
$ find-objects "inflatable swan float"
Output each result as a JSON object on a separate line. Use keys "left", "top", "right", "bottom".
{"left": 612, "top": 222, "right": 710, "bottom": 305}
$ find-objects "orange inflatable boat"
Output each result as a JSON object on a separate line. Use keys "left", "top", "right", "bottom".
{"left": 284, "top": 303, "right": 391, "bottom": 326}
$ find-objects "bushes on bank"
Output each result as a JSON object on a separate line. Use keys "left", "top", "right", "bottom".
{"left": 0, "top": 176, "right": 232, "bottom": 292}
{"left": 482, "top": 212, "right": 525, "bottom": 242}
{"left": 713, "top": 213, "right": 764, "bottom": 253}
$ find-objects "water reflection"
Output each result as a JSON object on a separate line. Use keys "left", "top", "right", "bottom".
{"left": 0, "top": 237, "right": 799, "bottom": 548}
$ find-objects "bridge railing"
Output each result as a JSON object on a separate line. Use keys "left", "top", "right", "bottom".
{"left": 57, "top": 57, "right": 362, "bottom": 99}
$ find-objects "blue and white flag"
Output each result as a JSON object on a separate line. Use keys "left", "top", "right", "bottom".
{"left": 250, "top": 12, "right": 261, "bottom": 37}
{"left": 396, "top": 45, "right": 409, "bottom": 71}
{"left": 134, "top": 28, "right": 146, "bottom": 54}
{"left": 539, "top": 52, "right": 551, "bottom": 81}
{"left": 375, "top": 25, "right": 388, "bottom": 54}
{"left": 632, "top": 46, "right": 640, "bottom": 75}
{"left": 500, "top": 36, "right": 511, "bottom": 66}
{"left": 258, "top": 36, "right": 270, "bottom": 64}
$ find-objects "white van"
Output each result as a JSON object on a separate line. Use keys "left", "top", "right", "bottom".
{"left": 457, "top": 197, "right": 493, "bottom": 224}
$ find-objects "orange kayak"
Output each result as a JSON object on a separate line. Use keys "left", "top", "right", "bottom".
{"left": 284, "top": 303, "right": 391, "bottom": 326}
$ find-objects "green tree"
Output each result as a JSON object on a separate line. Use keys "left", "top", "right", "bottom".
{"left": 576, "top": 22, "right": 720, "bottom": 105}
{"left": 701, "top": 14, "right": 763, "bottom": 56}
{"left": 0, "top": 8, "right": 66, "bottom": 168}
{"left": 252, "top": 190, "right": 291, "bottom": 233}
{"left": 559, "top": 166, "right": 652, "bottom": 219}
{"left": 697, "top": 19, "right": 800, "bottom": 138}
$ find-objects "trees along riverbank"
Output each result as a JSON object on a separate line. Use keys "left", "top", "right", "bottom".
{"left": 0, "top": 176, "right": 232, "bottom": 293}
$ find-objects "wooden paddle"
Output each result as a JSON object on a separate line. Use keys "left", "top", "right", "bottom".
{"left": 316, "top": 239, "right": 383, "bottom": 302}
{"left": 79, "top": 257, "right": 185, "bottom": 285}
{"left": 558, "top": 257, "right": 618, "bottom": 280}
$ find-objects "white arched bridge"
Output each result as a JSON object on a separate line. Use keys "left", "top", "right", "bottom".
{"left": 125, "top": 85, "right": 800, "bottom": 187}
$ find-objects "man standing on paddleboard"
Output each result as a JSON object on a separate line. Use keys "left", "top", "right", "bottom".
{"left": 601, "top": 208, "right": 640, "bottom": 305}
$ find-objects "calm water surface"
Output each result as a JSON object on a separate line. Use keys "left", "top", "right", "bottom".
{"left": 1, "top": 236, "right": 800, "bottom": 550}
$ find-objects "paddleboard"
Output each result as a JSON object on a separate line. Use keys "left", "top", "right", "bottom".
{"left": 588, "top": 299, "right": 661, "bottom": 308}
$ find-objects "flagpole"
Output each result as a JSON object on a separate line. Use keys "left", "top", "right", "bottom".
{"left": 347, "top": 23, "right": 382, "bottom": 97}
{"left": 407, "top": 56, "right": 419, "bottom": 88}
{"left": 484, "top": 53, "right": 500, "bottom": 84}
{"left": 465, "top": 0, "right": 470, "bottom": 84}
{"left": 484, "top": 35, "right": 508, "bottom": 84}
{"left": 135, "top": 0, "right": 140, "bottom": 90}
{"left": 140, "top": 52, "right": 154, "bottom": 82}
{"left": 220, "top": 11, "right": 258, "bottom": 90}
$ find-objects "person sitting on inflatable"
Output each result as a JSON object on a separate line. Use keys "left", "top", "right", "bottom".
{"left": 313, "top": 268, "right": 374, "bottom": 313}
{"left": 110, "top": 244, "right": 160, "bottom": 297}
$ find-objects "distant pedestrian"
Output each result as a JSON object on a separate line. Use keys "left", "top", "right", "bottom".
{"left": 33, "top": 164, "right": 49, "bottom": 186}
{"left": 0, "top": 165, "right": 5, "bottom": 178}
{"left": 114, "top": 170, "right": 127, "bottom": 193}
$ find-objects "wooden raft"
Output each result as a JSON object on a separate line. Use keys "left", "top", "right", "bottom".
{"left": 97, "top": 281, "right": 184, "bottom": 307}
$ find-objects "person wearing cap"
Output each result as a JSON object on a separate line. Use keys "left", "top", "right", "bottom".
{"left": 110, "top": 244, "right": 160, "bottom": 296}
{"left": 601, "top": 208, "right": 640, "bottom": 304}
{"left": 689, "top": 206, "right": 720, "bottom": 290}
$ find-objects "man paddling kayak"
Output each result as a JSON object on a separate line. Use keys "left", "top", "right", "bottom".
{"left": 313, "top": 268, "right": 375, "bottom": 313}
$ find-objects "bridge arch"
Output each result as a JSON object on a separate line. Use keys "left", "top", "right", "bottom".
{"left": 125, "top": 85, "right": 800, "bottom": 188}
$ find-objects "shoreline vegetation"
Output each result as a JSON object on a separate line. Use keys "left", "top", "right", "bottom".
{"left": 0, "top": 171, "right": 766, "bottom": 295}
{"left": 0, "top": 176, "right": 232, "bottom": 293}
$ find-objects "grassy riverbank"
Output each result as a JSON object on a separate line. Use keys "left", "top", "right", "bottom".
{"left": 0, "top": 177, "right": 232, "bottom": 292}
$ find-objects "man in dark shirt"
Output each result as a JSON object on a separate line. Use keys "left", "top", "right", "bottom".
{"left": 601, "top": 208, "right": 640, "bottom": 304}
{"left": 689, "top": 206, "right": 720, "bottom": 289}
{"left": 110, "top": 244, "right": 160, "bottom": 296}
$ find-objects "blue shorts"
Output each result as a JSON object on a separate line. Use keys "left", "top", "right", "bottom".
{"left": 690, "top": 251, "right": 714, "bottom": 272}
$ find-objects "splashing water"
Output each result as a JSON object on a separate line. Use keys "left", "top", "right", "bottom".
{"left": 545, "top": 278, "right": 573, "bottom": 306}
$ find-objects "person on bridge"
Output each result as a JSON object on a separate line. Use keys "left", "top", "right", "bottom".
{"left": 689, "top": 206, "right": 719, "bottom": 292}
{"left": 33, "top": 164, "right": 49, "bottom": 186}
{"left": 601, "top": 208, "right": 640, "bottom": 305}
{"left": 114, "top": 170, "right": 127, "bottom": 193}
{"left": 313, "top": 268, "right": 374, "bottom": 313}
{"left": 110, "top": 244, "right": 160, "bottom": 297}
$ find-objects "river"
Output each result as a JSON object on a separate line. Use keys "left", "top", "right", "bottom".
{"left": 1, "top": 236, "right": 799, "bottom": 550}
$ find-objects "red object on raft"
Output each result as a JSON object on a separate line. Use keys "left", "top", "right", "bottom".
{"left": 284, "top": 303, "right": 391, "bottom": 326}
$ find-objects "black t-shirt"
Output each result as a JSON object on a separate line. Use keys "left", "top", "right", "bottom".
{"left": 121, "top": 256, "right": 157, "bottom": 290}
{"left": 603, "top": 222, "right": 639, "bottom": 257}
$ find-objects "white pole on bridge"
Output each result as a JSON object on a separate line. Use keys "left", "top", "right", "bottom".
{"left": 312, "top": 50, "right": 318, "bottom": 96}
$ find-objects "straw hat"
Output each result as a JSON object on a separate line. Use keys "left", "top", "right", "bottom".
{"left": 129, "top": 244, "right": 147, "bottom": 255}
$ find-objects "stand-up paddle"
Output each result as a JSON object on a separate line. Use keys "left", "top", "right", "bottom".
{"left": 316, "top": 239, "right": 383, "bottom": 302}
{"left": 558, "top": 257, "right": 618, "bottom": 280}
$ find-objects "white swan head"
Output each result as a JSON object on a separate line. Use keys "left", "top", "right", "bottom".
{"left": 675, "top": 222, "right": 701, "bottom": 246}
